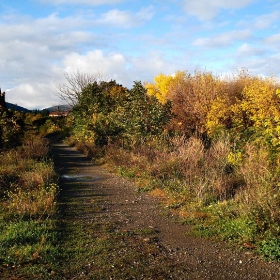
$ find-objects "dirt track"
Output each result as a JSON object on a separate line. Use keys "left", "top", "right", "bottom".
{"left": 51, "top": 142, "right": 280, "bottom": 280}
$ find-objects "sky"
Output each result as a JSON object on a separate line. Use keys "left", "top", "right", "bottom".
{"left": 1, "top": 0, "right": 280, "bottom": 109}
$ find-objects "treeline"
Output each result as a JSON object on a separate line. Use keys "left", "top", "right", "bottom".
{"left": 67, "top": 80, "right": 171, "bottom": 147}
{"left": 65, "top": 69, "right": 280, "bottom": 261}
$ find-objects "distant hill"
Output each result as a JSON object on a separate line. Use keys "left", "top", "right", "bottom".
{"left": 5, "top": 103, "right": 71, "bottom": 113}
{"left": 42, "top": 104, "right": 71, "bottom": 112}
{"left": 6, "top": 102, "right": 30, "bottom": 112}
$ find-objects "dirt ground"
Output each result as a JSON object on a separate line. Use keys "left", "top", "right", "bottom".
{"left": 51, "top": 142, "right": 280, "bottom": 280}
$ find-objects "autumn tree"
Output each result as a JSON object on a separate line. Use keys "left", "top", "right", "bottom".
{"left": 205, "top": 70, "right": 251, "bottom": 136}
{"left": 146, "top": 71, "right": 224, "bottom": 137}
{"left": 238, "top": 76, "right": 280, "bottom": 146}
{"left": 205, "top": 70, "right": 280, "bottom": 149}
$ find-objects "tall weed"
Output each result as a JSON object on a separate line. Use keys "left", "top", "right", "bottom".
{"left": 5, "top": 183, "right": 58, "bottom": 220}
{"left": 20, "top": 134, "right": 50, "bottom": 160}
{"left": 236, "top": 144, "right": 280, "bottom": 243}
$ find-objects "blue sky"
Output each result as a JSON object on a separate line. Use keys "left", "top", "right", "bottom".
{"left": 1, "top": 0, "right": 280, "bottom": 109}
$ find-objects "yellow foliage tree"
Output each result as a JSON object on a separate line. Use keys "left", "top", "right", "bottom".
{"left": 169, "top": 71, "right": 224, "bottom": 135}
{"left": 240, "top": 77, "right": 280, "bottom": 146}
{"left": 206, "top": 70, "right": 280, "bottom": 148}
{"left": 148, "top": 69, "right": 280, "bottom": 145}
{"left": 146, "top": 71, "right": 225, "bottom": 135}
{"left": 145, "top": 71, "right": 187, "bottom": 104}
{"left": 206, "top": 70, "right": 257, "bottom": 135}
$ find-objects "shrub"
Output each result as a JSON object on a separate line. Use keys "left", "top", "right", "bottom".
{"left": 20, "top": 134, "right": 50, "bottom": 160}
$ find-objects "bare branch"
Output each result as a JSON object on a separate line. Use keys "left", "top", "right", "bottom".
{"left": 55, "top": 70, "right": 103, "bottom": 107}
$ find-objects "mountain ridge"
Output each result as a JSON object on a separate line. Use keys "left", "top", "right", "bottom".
{"left": 6, "top": 103, "right": 71, "bottom": 113}
{"left": 6, "top": 102, "right": 30, "bottom": 112}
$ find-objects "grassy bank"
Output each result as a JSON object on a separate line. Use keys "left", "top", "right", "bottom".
{"left": 96, "top": 134, "right": 280, "bottom": 261}
{"left": 0, "top": 134, "right": 60, "bottom": 278}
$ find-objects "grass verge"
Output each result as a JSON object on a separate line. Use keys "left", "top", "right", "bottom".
{"left": 0, "top": 135, "right": 60, "bottom": 279}
{"left": 101, "top": 137, "right": 280, "bottom": 262}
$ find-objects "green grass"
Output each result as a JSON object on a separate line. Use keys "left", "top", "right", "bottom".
{"left": 258, "top": 236, "right": 280, "bottom": 261}
{"left": 0, "top": 216, "right": 60, "bottom": 278}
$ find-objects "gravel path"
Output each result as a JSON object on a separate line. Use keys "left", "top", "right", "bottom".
{"left": 51, "top": 143, "right": 280, "bottom": 280}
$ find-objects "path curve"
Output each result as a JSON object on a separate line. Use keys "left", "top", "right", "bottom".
{"left": 51, "top": 143, "right": 280, "bottom": 280}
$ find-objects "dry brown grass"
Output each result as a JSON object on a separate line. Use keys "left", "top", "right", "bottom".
{"left": 0, "top": 133, "right": 58, "bottom": 218}
{"left": 234, "top": 143, "right": 280, "bottom": 224}
{"left": 150, "top": 188, "right": 166, "bottom": 198}
{"left": 203, "top": 136, "right": 236, "bottom": 200}
{"left": 5, "top": 183, "right": 58, "bottom": 219}
{"left": 21, "top": 134, "right": 50, "bottom": 160}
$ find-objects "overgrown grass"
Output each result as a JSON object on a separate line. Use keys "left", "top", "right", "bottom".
{"left": 101, "top": 134, "right": 280, "bottom": 261}
{"left": 0, "top": 134, "right": 60, "bottom": 278}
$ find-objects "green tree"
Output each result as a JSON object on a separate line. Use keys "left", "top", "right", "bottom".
{"left": 71, "top": 80, "right": 172, "bottom": 147}
{"left": 123, "top": 81, "right": 172, "bottom": 143}
{"left": 72, "top": 80, "right": 128, "bottom": 146}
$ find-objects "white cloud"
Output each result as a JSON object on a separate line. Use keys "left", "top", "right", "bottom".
{"left": 39, "top": 0, "right": 123, "bottom": 5}
{"left": 193, "top": 29, "right": 251, "bottom": 48}
{"left": 236, "top": 43, "right": 265, "bottom": 58}
{"left": 264, "top": 33, "right": 280, "bottom": 45}
{"left": 62, "top": 50, "right": 126, "bottom": 79}
{"left": 96, "top": 7, "right": 154, "bottom": 28}
{"left": 182, "top": 0, "right": 255, "bottom": 20}
{"left": 0, "top": 13, "right": 104, "bottom": 80}
{"left": 0, "top": 13, "right": 101, "bottom": 109}
{"left": 0, "top": 13, "right": 92, "bottom": 49}
{"left": 60, "top": 50, "right": 184, "bottom": 88}
{"left": 6, "top": 83, "right": 61, "bottom": 110}
{"left": 230, "top": 54, "right": 280, "bottom": 76}
{"left": 254, "top": 11, "right": 280, "bottom": 29}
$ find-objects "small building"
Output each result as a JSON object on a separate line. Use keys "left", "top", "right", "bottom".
{"left": 49, "top": 106, "right": 69, "bottom": 117}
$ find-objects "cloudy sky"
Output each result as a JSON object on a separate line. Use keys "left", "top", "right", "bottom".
{"left": 1, "top": 0, "right": 280, "bottom": 109}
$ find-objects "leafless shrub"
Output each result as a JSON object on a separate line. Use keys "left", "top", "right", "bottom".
{"left": 55, "top": 70, "right": 103, "bottom": 107}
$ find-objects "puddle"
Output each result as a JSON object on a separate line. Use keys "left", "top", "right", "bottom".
{"left": 61, "top": 174, "right": 98, "bottom": 181}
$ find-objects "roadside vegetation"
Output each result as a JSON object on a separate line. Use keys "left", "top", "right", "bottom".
{"left": 1, "top": 67, "right": 279, "bottom": 280}
{"left": 62, "top": 69, "right": 280, "bottom": 261}
{"left": 0, "top": 107, "right": 62, "bottom": 278}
